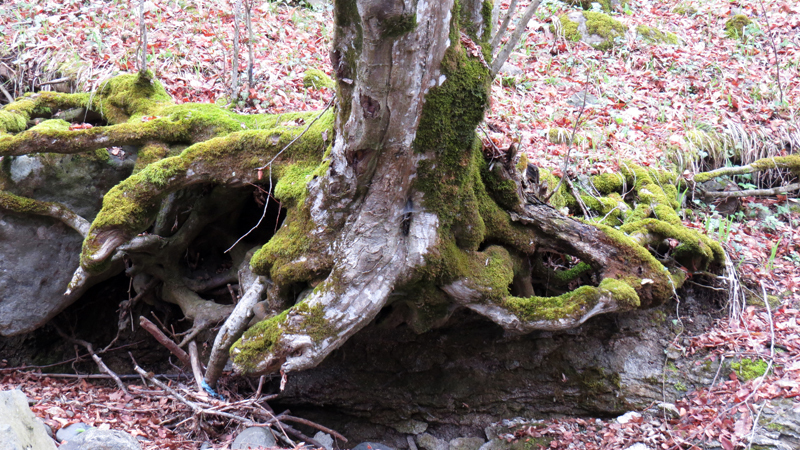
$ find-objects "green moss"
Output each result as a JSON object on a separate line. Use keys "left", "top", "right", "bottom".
{"left": 294, "top": 300, "right": 335, "bottom": 343}
{"left": 516, "top": 152, "right": 528, "bottom": 172}
{"left": 621, "top": 218, "right": 723, "bottom": 270}
{"left": 556, "top": 12, "right": 627, "bottom": 51}
{"left": 565, "top": 0, "right": 624, "bottom": 12}
{"left": 503, "top": 277, "right": 640, "bottom": 322}
{"left": 0, "top": 111, "right": 27, "bottom": 134}
{"left": 673, "top": 4, "right": 697, "bottom": 16}
{"left": 381, "top": 13, "right": 417, "bottom": 38}
{"left": 731, "top": 358, "right": 769, "bottom": 381}
{"left": 636, "top": 25, "right": 679, "bottom": 44}
{"left": 302, "top": 69, "right": 335, "bottom": 89}
{"left": 750, "top": 155, "right": 800, "bottom": 177}
{"left": 231, "top": 309, "right": 290, "bottom": 371}
{"left": 725, "top": 14, "right": 752, "bottom": 40}
{"left": 0, "top": 191, "right": 53, "bottom": 215}
{"left": 548, "top": 127, "right": 570, "bottom": 144}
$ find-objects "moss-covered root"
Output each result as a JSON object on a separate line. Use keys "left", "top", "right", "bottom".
{"left": 79, "top": 111, "right": 334, "bottom": 273}
{"left": 438, "top": 245, "right": 641, "bottom": 332}
{"left": 0, "top": 117, "right": 195, "bottom": 157}
{"left": 693, "top": 154, "right": 800, "bottom": 183}
{"left": 621, "top": 218, "right": 724, "bottom": 271}
{"left": 0, "top": 190, "right": 90, "bottom": 236}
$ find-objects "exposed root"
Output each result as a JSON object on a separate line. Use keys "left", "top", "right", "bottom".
{"left": 0, "top": 191, "right": 90, "bottom": 236}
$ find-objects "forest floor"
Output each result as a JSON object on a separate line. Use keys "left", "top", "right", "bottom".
{"left": 1, "top": 0, "right": 799, "bottom": 448}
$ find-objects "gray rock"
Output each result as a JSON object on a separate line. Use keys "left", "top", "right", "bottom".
{"left": 449, "top": 437, "right": 485, "bottom": 450}
{"left": 655, "top": 402, "right": 680, "bottom": 419}
{"left": 749, "top": 398, "right": 800, "bottom": 450}
{"left": 353, "top": 442, "right": 395, "bottom": 450}
{"left": 623, "top": 445, "right": 653, "bottom": 450}
{"left": 417, "top": 433, "right": 448, "bottom": 450}
{"left": 56, "top": 422, "right": 92, "bottom": 442}
{"left": 477, "top": 439, "right": 511, "bottom": 450}
{"left": 59, "top": 429, "right": 140, "bottom": 450}
{"left": 0, "top": 389, "right": 57, "bottom": 450}
{"left": 313, "top": 431, "right": 333, "bottom": 450}
{"left": 498, "top": 63, "right": 523, "bottom": 76}
{"left": 391, "top": 419, "right": 428, "bottom": 435}
{"left": 566, "top": 90, "right": 602, "bottom": 107}
{"left": 232, "top": 427, "right": 277, "bottom": 449}
{"left": 0, "top": 149, "right": 135, "bottom": 336}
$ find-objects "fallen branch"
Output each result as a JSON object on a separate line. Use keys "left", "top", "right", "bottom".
{"left": 702, "top": 182, "right": 800, "bottom": 198}
{"left": 281, "top": 415, "right": 348, "bottom": 443}
{"left": 55, "top": 326, "right": 128, "bottom": 394}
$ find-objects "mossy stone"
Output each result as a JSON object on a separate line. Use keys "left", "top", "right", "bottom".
{"left": 725, "top": 14, "right": 752, "bottom": 40}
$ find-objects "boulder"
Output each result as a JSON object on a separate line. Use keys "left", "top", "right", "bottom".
{"left": 0, "top": 389, "right": 57, "bottom": 450}
{"left": 231, "top": 426, "right": 277, "bottom": 449}
{"left": 417, "top": 433, "right": 449, "bottom": 450}
{"left": 59, "top": 428, "right": 141, "bottom": 450}
{"left": 449, "top": 437, "right": 485, "bottom": 450}
{"left": 0, "top": 147, "right": 135, "bottom": 336}
{"left": 56, "top": 422, "right": 92, "bottom": 442}
{"left": 555, "top": 11, "right": 627, "bottom": 51}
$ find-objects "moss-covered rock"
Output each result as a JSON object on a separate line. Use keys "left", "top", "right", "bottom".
{"left": 636, "top": 25, "right": 679, "bottom": 45}
{"left": 565, "top": 0, "right": 627, "bottom": 13}
{"left": 725, "top": 14, "right": 752, "bottom": 40}
{"left": 555, "top": 11, "right": 627, "bottom": 51}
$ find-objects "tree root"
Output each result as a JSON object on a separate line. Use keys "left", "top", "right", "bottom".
{"left": 0, "top": 191, "right": 90, "bottom": 236}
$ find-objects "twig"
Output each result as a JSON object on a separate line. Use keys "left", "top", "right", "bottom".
{"left": 245, "top": 0, "right": 255, "bottom": 87}
{"left": 491, "top": 0, "right": 542, "bottom": 77}
{"left": 0, "top": 83, "right": 14, "bottom": 104}
{"left": 490, "top": 0, "right": 519, "bottom": 51}
{"left": 139, "top": 0, "right": 147, "bottom": 74}
{"left": 544, "top": 72, "right": 591, "bottom": 204}
{"left": 281, "top": 423, "right": 325, "bottom": 448}
{"left": 231, "top": 0, "right": 242, "bottom": 97}
{"left": 758, "top": 0, "right": 783, "bottom": 105}
{"left": 256, "top": 95, "right": 335, "bottom": 171}
{"left": 281, "top": 415, "right": 348, "bottom": 443}
{"left": 18, "top": 372, "right": 189, "bottom": 380}
{"left": 139, "top": 316, "right": 192, "bottom": 367}
{"left": 55, "top": 326, "right": 128, "bottom": 394}
{"left": 188, "top": 341, "right": 206, "bottom": 394}
{"left": 36, "top": 76, "right": 72, "bottom": 87}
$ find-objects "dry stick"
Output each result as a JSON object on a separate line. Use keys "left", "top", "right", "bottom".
{"left": 758, "top": 0, "right": 783, "bottom": 105}
{"left": 281, "top": 423, "right": 325, "bottom": 449}
{"left": 703, "top": 182, "right": 800, "bottom": 198}
{"left": 491, "top": 0, "right": 542, "bottom": 77}
{"left": 139, "top": 316, "right": 192, "bottom": 367}
{"left": 543, "top": 72, "right": 591, "bottom": 212}
{"left": 490, "top": 0, "right": 519, "bottom": 51}
{"left": 138, "top": 0, "right": 147, "bottom": 73}
{"left": 281, "top": 415, "right": 348, "bottom": 442}
{"left": 188, "top": 341, "right": 206, "bottom": 394}
{"left": 231, "top": 0, "right": 241, "bottom": 98}
{"left": 54, "top": 326, "right": 128, "bottom": 394}
{"left": 0, "top": 83, "right": 14, "bottom": 104}
{"left": 20, "top": 372, "right": 188, "bottom": 380}
{"left": 257, "top": 95, "right": 335, "bottom": 171}
{"left": 245, "top": 0, "right": 254, "bottom": 87}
